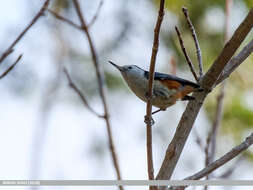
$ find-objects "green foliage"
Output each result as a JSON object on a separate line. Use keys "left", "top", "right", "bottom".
{"left": 244, "top": 0, "right": 253, "bottom": 8}
{"left": 223, "top": 97, "right": 253, "bottom": 128}
{"left": 205, "top": 90, "right": 253, "bottom": 141}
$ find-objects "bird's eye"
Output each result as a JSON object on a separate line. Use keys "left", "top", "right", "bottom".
{"left": 128, "top": 66, "right": 132, "bottom": 69}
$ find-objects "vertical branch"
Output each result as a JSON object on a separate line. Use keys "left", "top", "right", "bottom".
{"left": 182, "top": 7, "right": 203, "bottom": 78}
{"left": 145, "top": 1, "right": 165, "bottom": 190}
{"left": 204, "top": 0, "right": 233, "bottom": 185}
{"left": 72, "top": 1, "right": 123, "bottom": 189}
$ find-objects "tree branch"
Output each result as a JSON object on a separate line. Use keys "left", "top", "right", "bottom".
{"left": 170, "top": 134, "right": 252, "bottom": 190}
{"left": 72, "top": 1, "right": 123, "bottom": 189}
{"left": 63, "top": 67, "right": 103, "bottom": 118}
{"left": 145, "top": 1, "right": 165, "bottom": 190}
{"left": 47, "top": 8, "right": 82, "bottom": 30}
{"left": 216, "top": 38, "right": 253, "bottom": 85}
{"left": 156, "top": 8, "right": 253, "bottom": 182}
{"left": 217, "top": 155, "right": 244, "bottom": 179}
{"left": 0, "top": 0, "right": 50, "bottom": 64}
{"left": 175, "top": 26, "right": 198, "bottom": 82}
{"left": 186, "top": 133, "right": 253, "bottom": 180}
{"left": 0, "top": 54, "right": 22, "bottom": 79}
{"left": 87, "top": 0, "right": 103, "bottom": 28}
{"left": 182, "top": 7, "right": 203, "bottom": 78}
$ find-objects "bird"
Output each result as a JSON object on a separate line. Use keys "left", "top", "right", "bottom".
{"left": 109, "top": 61, "right": 203, "bottom": 114}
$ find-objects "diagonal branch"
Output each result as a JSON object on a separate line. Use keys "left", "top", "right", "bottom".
{"left": 182, "top": 7, "right": 203, "bottom": 78}
{"left": 218, "top": 155, "right": 244, "bottom": 178}
{"left": 87, "top": 0, "right": 103, "bottom": 28}
{"left": 0, "top": 0, "right": 50, "bottom": 64}
{"left": 186, "top": 133, "right": 253, "bottom": 180}
{"left": 170, "top": 133, "right": 253, "bottom": 190}
{"left": 216, "top": 38, "right": 253, "bottom": 85}
{"left": 63, "top": 68, "right": 103, "bottom": 118}
{"left": 47, "top": 8, "right": 82, "bottom": 30}
{"left": 175, "top": 26, "right": 198, "bottom": 82}
{"left": 0, "top": 54, "right": 22, "bottom": 79}
{"left": 156, "top": 8, "right": 253, "bottom": 183}
{"left": 145, "top": 1, "right": 165, "bottom": 190}
{"left": 72, "top": 1, "right": 123, "bottom": 189}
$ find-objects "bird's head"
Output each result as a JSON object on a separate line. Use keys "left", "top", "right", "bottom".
{"left": 109, "top": 61, "right": 144, "bottom": 81}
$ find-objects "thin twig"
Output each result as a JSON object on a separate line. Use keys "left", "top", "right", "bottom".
{"left": 87, "top": 0, "right": 103, "bottom": 28}
{"left": 216, "top": 38, "right": 253, "bottom": 86}
{"left": 204, "top": 2, "right": 232, "bottom": 185}
{"left": 204, "top": 82, "right": 226, "bottom": 183}
{"left": 186, "top": 133, "right": 253, "bottom": 180}
{"left": 193, "top": 128, "right": 204, "bottom": 151}
{"left": 175, "top": 26, "right": 198, "bottom": 82}
{"left": 145, "top": 1, "right": 165, "bottom": 190}
{"left": 156, "top": 8, "right": 253, "bottom": 183}
{"left": 0, "top": 0, "right": 50, "bottom": 64}
{"left": 47, "top": 8, "right": 82, "bottom": 30}
{"left": 63, "top": 67, "right": 104, "bottom": 118}
{"left": 72, "top": 1, "right": 123, "bottom": 189}
{"left": 171, "top": 134, "right": 253, "bottom": 190}
{"left": 182, "top": 7, "right": 203, "bottom": 78}
{"left": 0, "top": 54, "right": 22, "bottom": 79}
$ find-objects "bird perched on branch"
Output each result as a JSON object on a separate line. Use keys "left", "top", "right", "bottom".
{"left": 109, "top": 61, "right": 203, "bottom": 114}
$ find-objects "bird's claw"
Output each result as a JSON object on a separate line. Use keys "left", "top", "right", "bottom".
{"left": 144, "top": 115, "right": 155, "bottom": 126}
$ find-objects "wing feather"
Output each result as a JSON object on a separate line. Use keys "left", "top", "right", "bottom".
{"left": 154, "top": 72, "right": 200, "bottom": 88}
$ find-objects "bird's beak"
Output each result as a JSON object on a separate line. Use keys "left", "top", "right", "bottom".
{"left": 109, "top": 61, "right": 124, "bottom": 71}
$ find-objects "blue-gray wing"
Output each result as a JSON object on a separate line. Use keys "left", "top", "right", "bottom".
{"left": 154, "top": 72, "right": 200, "bottom": 88}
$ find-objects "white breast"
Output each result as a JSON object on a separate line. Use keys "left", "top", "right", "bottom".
{"left": 123, "top": 74, "right": 177, "bottom": 109}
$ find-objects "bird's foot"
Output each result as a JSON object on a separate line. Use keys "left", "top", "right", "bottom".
{"left": 152, "top": 108, "right": 166, "bottom": 115}
{"left": 144, "top": 115, "right": 155, "bottom": 126}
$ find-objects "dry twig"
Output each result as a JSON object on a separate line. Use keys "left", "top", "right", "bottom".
{"left": 170, "top": 134, "right": 253, "bottom": 190}
{"left": 0, "top": 54, "right": 22, "bottom": 79}
{"left": 186, "top": 133, "right": 253, "bottom": 180}
{"left": 72, "top": 1, "right": 123, "bottom": 189}
{"left": 47, "top": 8, "right": 82, "bottom": 30}
{"left": 218, "top": 155, "right": 244, "bottom": 178}
{"left": 182, "top": 7, "right": 203, "bottom": 78}
{"left": 193, "top": 128, "right": 204, "bottom": 151}
{"left": 0, "top": 0, "right": 50, "bottom": 64}
{"left": 63, "top": 67, "right": 103, "bottom": 117}
{"left": 145, "top": 1, "right": 165, "bottom": 190}
{"left": 87, "top": 0, "right": 103, "bottom": 28}
{"left": 216, "top": 38, "right": 253, "bottom": 85}
{"left": 175, "top": 26, "right": 198, "bottom": 82}
{"left": 48, "top": 1, "right": 103, "bottom": 30}
{"left": 156, "top": 8, "right": 253, "bottom": 184}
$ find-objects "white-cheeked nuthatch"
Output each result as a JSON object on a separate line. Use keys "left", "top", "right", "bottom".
{"left": 109, "top": 61, "right": 203, "bottom": 114}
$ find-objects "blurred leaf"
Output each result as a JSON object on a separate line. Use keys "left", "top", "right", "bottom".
{"left": 223, "top": 98, "right": 253, "bottom": 128}
{"left": 244, "top": 0, "right": 253, "bottom": 8}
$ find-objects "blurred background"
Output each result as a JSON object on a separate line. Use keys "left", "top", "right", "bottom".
{"left": 0, "top": 0, "right": 253, "bottom": 190}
